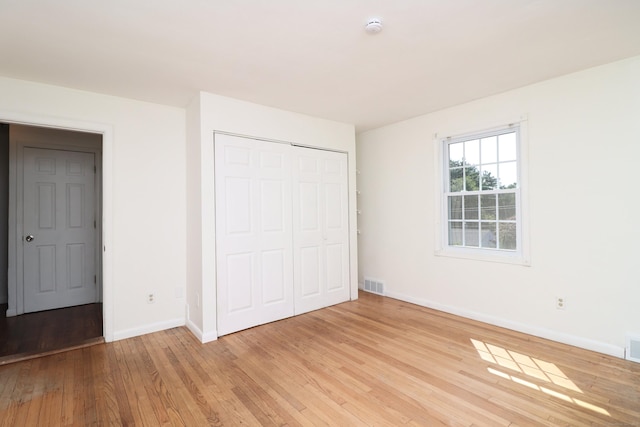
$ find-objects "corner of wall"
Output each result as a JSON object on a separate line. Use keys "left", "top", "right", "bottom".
{"left": 185, "top": 93, "right": 204, "bottom": 333}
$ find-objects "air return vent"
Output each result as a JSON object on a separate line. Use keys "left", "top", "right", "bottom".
{"left": 363, "top": 277, "right": 385, "bottom": 295}
{"left": 626, "top": 334, "right": 640, "bottom": 363}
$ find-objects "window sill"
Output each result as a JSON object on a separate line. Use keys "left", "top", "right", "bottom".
{"left": 435, "top": 247, "right": 530, "bottom": 266}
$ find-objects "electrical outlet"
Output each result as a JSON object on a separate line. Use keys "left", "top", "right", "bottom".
{"left": 556, "top": 296, "right": 565, "bottom": 310}
{"left": 148, "top": 292, "right": 155, "bottom": 304}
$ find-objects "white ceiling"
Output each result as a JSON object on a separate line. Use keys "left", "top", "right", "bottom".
{"left": 1, "top": 0, "right": 640, "bottom": 132}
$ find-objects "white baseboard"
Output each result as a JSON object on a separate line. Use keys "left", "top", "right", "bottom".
{"left": 202, "top": 331, "right": 218, "bottom": 343}
{"left": 113, "top": 317, "right": 185, "bottom": 341}
{"left": 384, "top": 290, "right": 625, "bottom": 359}
{"left": 186, "top": 317, "right": 218, "bottom": 343}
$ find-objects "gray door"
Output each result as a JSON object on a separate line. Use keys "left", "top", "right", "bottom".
{"left": 23, "top": 147, "right": 96, "bottom": 312}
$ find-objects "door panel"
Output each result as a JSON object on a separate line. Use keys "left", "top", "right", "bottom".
{"left": 226, "top": 252, "right": 254, "bottom": 312}
{"left": 225, "top": 177, "right": 252, "bottom": 235}
{"left": 23, "top": 147, "right": 96, "bottom": 313}
{"left": 261, "top": 249, "right": 286, "bottom": 304}
{"left": 215, "top": 134, "right": 294, "bottom": 336}
{"left": 37, "top": 245, "right": 56, "bottom": 292}
{"left": 326, "top": 243, "right": 345, "bottom": 291}
{"left": 300, "top": 246, "right": 320, "bottom": 297}
{"left": 293, "top": 147, "right": 349, "bottom": 315}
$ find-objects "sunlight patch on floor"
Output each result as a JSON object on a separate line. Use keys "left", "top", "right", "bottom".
{"left": 472, "top": 339, "right": 610, "bottom": 417}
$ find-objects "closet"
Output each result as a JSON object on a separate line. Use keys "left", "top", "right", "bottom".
{"left": 214, "top": 133, "right": 350, "bottom": 336}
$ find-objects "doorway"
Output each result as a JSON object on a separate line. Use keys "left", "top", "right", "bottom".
{"left": 1, "top": 123, "right": 104, "bottom": 361}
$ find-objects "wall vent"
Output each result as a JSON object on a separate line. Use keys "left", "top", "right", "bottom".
{"left": 363, "top": 277, "right": 384, "bottom": 295}
{"left": 626, "top": 334, "right": 640, "bottom": 363}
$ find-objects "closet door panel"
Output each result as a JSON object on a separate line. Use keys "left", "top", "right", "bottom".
{"left": 226, "top": 253, "right": 254, "bottom": 312}
{"left": 326, "top": 243, "right": 345, "bottom": 291}
{"left": 293, "top": 147, "right": 350, "bottom": 314}
{"left": 215, "top": 134, "right": 294, "bottom": 336}
{"left": 300, "top": 246, "right": 321, "bottom": 297}
{"left": 261, "top": 249, "right": 287, "bottom": 304}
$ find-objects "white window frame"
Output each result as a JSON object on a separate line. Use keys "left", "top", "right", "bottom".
{"left": 434, "top": 117, "right": 530, "bottom": 265}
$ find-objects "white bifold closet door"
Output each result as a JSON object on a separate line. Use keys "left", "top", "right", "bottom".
{"left": 292, "top": 147, "right": 350, "bottom": 315}
{"left": 215, "top": 134, "right": 295, "bottom": 336}
{"left": 215, "top": 134, "right": 349, "bottom": 336}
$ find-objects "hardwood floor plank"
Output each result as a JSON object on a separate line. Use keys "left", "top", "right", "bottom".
{"left": 104, "top": 343, "right": 135, "bottom": 426}
{"left": 60, "top": 349, "right": 77, "bottom": 425}
{"left": 163, "top": 344, "right": 225, "bottom": 426}
{"left": 21, "top": 358, "right": 45, "bottom": 427}
{"left": 0, "top": 362, "right": 20, "bottom": 411}
{"left": 0, "top": 362, "right": 31, "bottom": 427}
{"left": 1, "top": 292, "right": 639, "bottom": 425}
{"left": 37, "top": 353, "right": 65, "bottom": 426}
{"left": 80, "top": 348, "right": 98, "bottom": 425}
{"left": 130, "top": 336, "right": 189, "bottom": 426}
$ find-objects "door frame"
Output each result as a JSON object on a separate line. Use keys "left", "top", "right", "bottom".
{"left": 1, "top": 110, "right": 114, "bottom": 342}
{"left": 10, "top": 129, "right": 102, "bottom": 315}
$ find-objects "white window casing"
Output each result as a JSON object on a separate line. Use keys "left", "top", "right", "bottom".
{"left": 434, "top": 116, "right": 530, "bottom": 265}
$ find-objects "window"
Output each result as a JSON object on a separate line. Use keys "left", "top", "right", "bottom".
{"left": 439, "top": 123, "right": 527, "bottom": 263}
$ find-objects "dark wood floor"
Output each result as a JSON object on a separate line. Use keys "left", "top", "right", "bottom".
{"left": 0, "top": 303, "right": 103, "bottom": 364}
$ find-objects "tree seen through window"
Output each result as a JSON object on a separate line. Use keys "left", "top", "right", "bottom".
{"left": 445, "top": 130, "right": 519, "bottom": 251}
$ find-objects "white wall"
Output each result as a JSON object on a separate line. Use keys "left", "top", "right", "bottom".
{"left": 356, "top": 56, "right": 640, "bottom": 358}
{"left": 186, "top": 91, "right": 357, "bottom": 342}
{"left": 0, "top": 76, "right": 187, "bottom": 340}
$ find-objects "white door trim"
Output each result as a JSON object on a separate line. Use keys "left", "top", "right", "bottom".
{"left": 1, "top": 110, "right": 114, "bottom": 342}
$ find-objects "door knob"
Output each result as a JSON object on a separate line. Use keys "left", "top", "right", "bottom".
{"left": 25, "top": 235, "right": 34, "bottom": 242}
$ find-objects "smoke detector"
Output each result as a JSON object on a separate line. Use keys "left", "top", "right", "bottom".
{"left": 365, "top": 18, "right": 383, "bottom": 34}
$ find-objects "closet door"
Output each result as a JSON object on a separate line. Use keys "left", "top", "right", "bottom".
{"left": 293, "top": 147, "right": 350, "bottom": 315}
{"left": 215, "top": 134, "right": 294, "bottom": 336}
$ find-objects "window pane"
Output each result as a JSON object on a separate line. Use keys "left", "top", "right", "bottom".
{"left": 499, "top": 222, "right": 517, "bottom": 250}
{"left": 449, "top": 142, "right": 464, "bottom": 164}
{"left": 499, "top": 132, "right": 517, "bottom": 161}
{"left": 464, "top": 195, "right": 478, "bottom": 220}
{"left": 449, "top": 168, "right": 463, "bottom": 192}
{"left": 443, "top": 126, "right": 520, "bottom": 255}
{"left": 448, "top": 196, "right": 462, "bottom": 220}
{"left": 498, "top": 193, "right": 516, "bottom": 220}
{"left": 449, "top": 222, "right": 463, "bottom": 246}
{"left": 465, "top": 166, "right": 480, "bottom": 191}
{"left": 499, "top": 161, "right": 518, "bottom": 189}
{"left": 480, "top": 194, "right": 496, "bottom": 220}
{"left": 464, "top": 139, "right": 480, "bottom": 165}
{"left": 481, "top": 136, "right": 497, "bottom": 163}
{"left": 481, "top": 222, "right": 497, "bottom": 248}
{"left": 481, "top": 164, "right": 498, "bottom": 190}
{"left": 464, "top": 222, "right": 479, "bottom": 247}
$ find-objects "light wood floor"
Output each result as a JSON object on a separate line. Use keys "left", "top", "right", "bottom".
{"left": 1, "top": 292, "right": 638, "bottom": 426}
